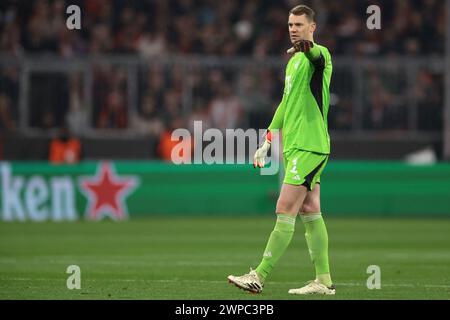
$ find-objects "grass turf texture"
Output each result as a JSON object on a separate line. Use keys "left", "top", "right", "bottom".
{"left": 1, "top": 217, "right": 449, "bottom": 300}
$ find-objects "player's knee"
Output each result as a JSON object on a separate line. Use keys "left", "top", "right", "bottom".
{"left": 301, "top": 201, "right": 320, "bottom": 214}
{"left": 276, "top": 199, "right": 299, "bottom": 214}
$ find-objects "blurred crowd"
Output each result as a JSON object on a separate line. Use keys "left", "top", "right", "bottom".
{"left": 0, "top": 0, "right": 446, "bottom": 160}
{"left": 0, "top": 0, "right": 445, "bottom": 57}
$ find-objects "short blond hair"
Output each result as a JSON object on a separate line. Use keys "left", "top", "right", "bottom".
{"left": 289, "top": 5, "right": 315, "bottom": 22}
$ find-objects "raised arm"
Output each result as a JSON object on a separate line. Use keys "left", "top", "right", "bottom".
{"left": 288, "top": 40, "right": 325, "bottom": 69}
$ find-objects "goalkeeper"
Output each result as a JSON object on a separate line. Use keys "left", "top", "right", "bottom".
{"left": 228, "top": 5, "right": 335, "bottom": 295}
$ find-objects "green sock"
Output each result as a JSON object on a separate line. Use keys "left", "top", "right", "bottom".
{"left": 255, "top": 214, "right": 296, "bottom": 282}
{"left": 301, "top": 213, "right": 332, "bottom": 287}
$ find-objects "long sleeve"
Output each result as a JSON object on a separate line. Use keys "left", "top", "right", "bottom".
{"left": 268, "top": 93, "right": 287, "bottom": 130}
{"left": 305, "top": 45, "right": 325, "bottom": 70}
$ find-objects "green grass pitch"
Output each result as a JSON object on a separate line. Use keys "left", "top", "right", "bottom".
{"left": 1, "top": 217, "right": 449, "bottom": 299}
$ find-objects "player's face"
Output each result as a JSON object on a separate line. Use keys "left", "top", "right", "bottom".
{"left": 288, "top": 14, "right": 316, "bottom": 43}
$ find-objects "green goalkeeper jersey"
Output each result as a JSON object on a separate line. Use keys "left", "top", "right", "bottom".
{"left": 268, "top": 44, "right": 332, "bottom": 155}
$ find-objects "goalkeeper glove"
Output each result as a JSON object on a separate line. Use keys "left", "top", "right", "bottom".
{"left": 287, "top": 39, "right": 314, "bottom": 54}
{"left": 253, "top": 131, "right": 272, "bottom": 168}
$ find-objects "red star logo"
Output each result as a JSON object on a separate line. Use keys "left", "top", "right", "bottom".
{"left": 79, "top": 162, "right": 139, "bottom": 220}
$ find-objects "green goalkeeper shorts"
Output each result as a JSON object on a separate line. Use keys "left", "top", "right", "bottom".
{"left": 283, "top": 149, "right": 329, "bottom": 190}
